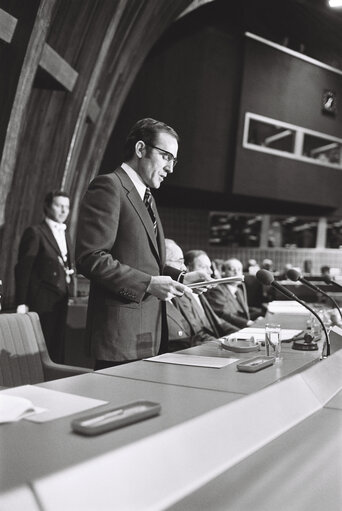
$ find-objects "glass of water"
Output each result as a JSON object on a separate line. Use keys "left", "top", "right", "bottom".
{"left": 265, "top": 323, "right": 281, "bottom": 361}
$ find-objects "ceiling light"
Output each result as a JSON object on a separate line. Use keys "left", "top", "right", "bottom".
{"left": 329, "top": 0, "right": 342, "bottom": 7}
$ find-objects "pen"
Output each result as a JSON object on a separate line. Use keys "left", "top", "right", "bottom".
{"left": 79, "top": 405, "right": 149, "bottom": 428}
{"left": 80, "top": 409, "right": 124, "bottom": 427}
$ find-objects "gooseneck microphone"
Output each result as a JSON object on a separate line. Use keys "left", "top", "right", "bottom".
{"left": 287, "top": 268, "right": 342, "bottom": 323}
{"left": 256, "top": 269, "right": 330, "bottom": 357}
{"left": 323, "top": 275, "right": 342, "bottom": 291}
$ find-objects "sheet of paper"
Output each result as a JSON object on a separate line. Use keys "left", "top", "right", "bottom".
{"left": 144, "top": 353, "right": 238, "bottom": 368}
{"left": 267, "top": 300, "right": 310, "bottom": 314}
{"left": 0, "top": 385, "right": 107, "bottom": 423}
{"left": 0, "top": 394, "right": 45, "bottom": 423}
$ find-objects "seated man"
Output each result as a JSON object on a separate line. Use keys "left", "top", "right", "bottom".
{"left": 206, "top": 258, "right": 263, "bottom": 329}
{"left": 165, "top": 240, "right": 238, "bottom": 351}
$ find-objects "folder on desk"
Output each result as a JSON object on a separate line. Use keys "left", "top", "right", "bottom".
{"left": 144, "top": 353, "right": 238, "bottom": 368}
{"left": 0, "top": 385, "right": 107, "bottom": 423}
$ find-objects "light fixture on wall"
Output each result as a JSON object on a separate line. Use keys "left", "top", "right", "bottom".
{"left": 322, "top": 89, "right": 337, "bottom": 116}
{"left": 329, "top": 0, "right": 342, "bottom": 7}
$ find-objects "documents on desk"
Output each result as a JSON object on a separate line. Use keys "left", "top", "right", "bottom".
{"left": 0, "top": 394, "right": 45, "bottom": 423}
{"left": 265, "top": 300, "right": 311, "bottom": 329}
{"left": 144, "top": 353, "right": 238, "bottom": 368}
{"left": 0, "top": 385, "right": 107, "bottom": 423}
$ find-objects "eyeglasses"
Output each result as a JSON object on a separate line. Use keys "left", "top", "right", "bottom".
{"left": 145, "top": 143, "right": 178, "bottom": 167}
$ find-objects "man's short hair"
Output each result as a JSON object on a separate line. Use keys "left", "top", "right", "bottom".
{"left": 43, "top": 190, "right": 70, "bottom": 215}
{"left": 184, "top": 250, "right": 207, "bottom": 270}
{"left": 123, "top": 118, "right": 179, "bottom": 161}
{"left": 223, "top": 258, "right": 243, "bottom": 273}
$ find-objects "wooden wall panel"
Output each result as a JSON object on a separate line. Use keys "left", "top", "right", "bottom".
{"left": 0, "top": 0, "right": 192, "bottom": 307}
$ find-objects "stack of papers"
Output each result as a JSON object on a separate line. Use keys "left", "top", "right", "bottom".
{"left": 267, "top": 301, "right": 309, "bottom": 315}
{"left": 0, "top": 385, "right": 108, "bottom": 423}
{"left": 0, "top": 394, "right": 44, "bottom": 423}
{"left": 144, "top": 353, "right": 238, "bottom": 368}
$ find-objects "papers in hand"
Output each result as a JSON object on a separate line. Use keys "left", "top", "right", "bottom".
{"left": 187, "top": 276, "right": 244, "bottom": 289}
{"left": 0, "top": 394, "right": 45, "bottom": 423}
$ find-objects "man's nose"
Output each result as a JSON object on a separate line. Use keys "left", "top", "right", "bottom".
{"left": 165, "top": 161, "right": 174, "bottom": 173}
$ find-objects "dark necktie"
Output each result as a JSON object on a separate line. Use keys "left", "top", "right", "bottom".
{"left": 144, "top": 187, "right": 157, "bottom": 235}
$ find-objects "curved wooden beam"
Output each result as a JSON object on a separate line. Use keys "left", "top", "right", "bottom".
{"left": 0, "top": 0, "right": 56, "bottom": 226}
{"left": 66, "top": 0, "right": 192, "bottom": 236}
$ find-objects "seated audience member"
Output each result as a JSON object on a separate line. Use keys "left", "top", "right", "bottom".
{"left": 244, "top": 258, "right": 260, "bottom": 275}
{"left": 243, "top": 273, "right": 268, "bottom": 312}
{"left": 321, "top": 265, "right": 331, "bottom": 277}
{"left": 261, "top": 258, "right": 274, "bottom": 272}
{"left": 211, "top": 259, "right": 224, "bottom": 278}
{"left": 165, "top": 240, "right": 238, "bottom": 351}
{"left": 277, "top": 263, "right": 293, "bottom": 280}
{"left": 206, "top": 258, "right": 263, "bottom": 329}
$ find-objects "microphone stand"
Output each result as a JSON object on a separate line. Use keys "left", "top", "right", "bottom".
{"left": 298, "top": 278, "right": 342, "bottom": 323}
{"left": 273, "top": 284, "right": 331, "bottom": 358}
{"left": 324, "top": 277, "right": 342, "bottom": 291}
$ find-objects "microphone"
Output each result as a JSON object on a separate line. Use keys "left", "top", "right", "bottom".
{"left": 287, "top": 268, "right": 342, "bottom": 323}
{"left": 322, "top": 275, "right": 342, "bottom": 291}
{"left": 256, "top": 269, "right": 330, "bottom": 357}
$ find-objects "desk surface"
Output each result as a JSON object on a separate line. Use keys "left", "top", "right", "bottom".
{"left": 98, "top": 340, "right": 321, "bottom": 395}
{"left": 1, "top": 336, "right": 340, "bottom": 510}
{"left": 167, "top": 405, "right": 342, "bottom": 511}
{"left": 0, "top": 372, "right": 241, "bottom": 493}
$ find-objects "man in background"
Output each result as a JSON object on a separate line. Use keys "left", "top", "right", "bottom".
{"left": 15, "top": 190, "right": 73, "bottom": 363}
{"left": 165, "top": 240, "right": 238, "bottom": 351}
{"left": 206, "top": 258, "right": 263, "bottom": 329}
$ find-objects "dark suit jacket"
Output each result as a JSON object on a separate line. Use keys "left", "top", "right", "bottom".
{"left": 206, "top": 284, "right": 251, "bottom": 329}
{"left": 166, "top": 301, "right": 193, "bottom": 352}
{"left": 15, "top": 221, "right": 72, "bottom": 312}
{"left": 171, "top": 293, "right": 238, "bottom": 346}
{"left": 75, "top": 168, "right": 180, "bottom": 361}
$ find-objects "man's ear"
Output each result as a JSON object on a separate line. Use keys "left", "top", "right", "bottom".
{"left": 135, "top": 140, "right": 145, "bottom": 158}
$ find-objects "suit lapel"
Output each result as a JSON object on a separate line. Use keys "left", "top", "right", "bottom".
{"left": 236, "top": 287, "right": 250, "bottom": 319}
{"left": 39, "top": 222, "right": 63, "bottom": 257}
{"left": 116, "top": 168, "right": 161, "bottom": 262}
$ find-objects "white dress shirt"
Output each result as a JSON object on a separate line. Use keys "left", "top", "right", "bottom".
{"left": 45, "top": 217, "right": 68, "bottom": 262}
{"left": 121, "top": 162, "right": 147, "bottom": 200}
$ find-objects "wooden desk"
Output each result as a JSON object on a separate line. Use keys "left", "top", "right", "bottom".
{"left": 98, "top": 340, "right": 321, "bottom": 395}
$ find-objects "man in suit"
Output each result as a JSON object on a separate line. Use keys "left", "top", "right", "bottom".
{"left": 75, "top": 118, "right": 205, "bottom": 369}
{"left": 15, "top": 190, "right": 73, "bottom": 363}
{"left": 165, "top": 240, "right": 238, "bottom": 351}
{"left": 206, "top": 258, "right": 263, "bottom": 329}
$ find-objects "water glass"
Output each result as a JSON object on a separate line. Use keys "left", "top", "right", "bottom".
{"left": 265, "top": 323, "right": 281, "bottom": 361}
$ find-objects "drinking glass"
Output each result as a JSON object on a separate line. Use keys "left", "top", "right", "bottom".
{"left": 265, "top": 323, "right": 281, "bottom": 361}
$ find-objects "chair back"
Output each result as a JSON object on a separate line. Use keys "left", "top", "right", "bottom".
{"left": 0, "top": 312, "right": 48, "bottom": 387}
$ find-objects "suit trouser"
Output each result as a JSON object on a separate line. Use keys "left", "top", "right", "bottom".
{"left": 38, "top": 295, "right": 68, "bottom": 364}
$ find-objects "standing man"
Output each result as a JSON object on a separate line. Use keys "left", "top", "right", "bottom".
{"left": 15, "top": 190, "right": 73, "bottom": 363}
{"left": 76, "top": 118, "right": 202, "bottom": 369}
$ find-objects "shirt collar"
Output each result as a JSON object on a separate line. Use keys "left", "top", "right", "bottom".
{"left": 45, "top": 217, "right": 66, "bottom": 232}
{"left": 121, "top": 162, "right": 147, "bottom": 200}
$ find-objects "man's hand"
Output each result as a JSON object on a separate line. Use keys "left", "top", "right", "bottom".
{"left": 147, "top": 276, "right": 191, "bottom": 301}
